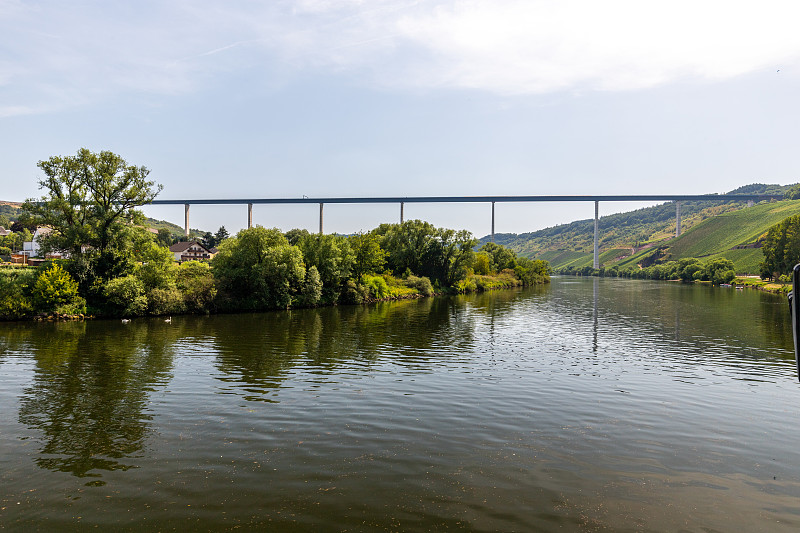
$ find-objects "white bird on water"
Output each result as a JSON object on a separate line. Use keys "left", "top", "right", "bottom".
{"left": 121, "top": 318, "right": 130, "bottom": 324}
{"left": 164, "top": 317, "right": 172, "bottom": 323}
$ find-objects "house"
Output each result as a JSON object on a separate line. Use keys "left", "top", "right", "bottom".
{"left": 22, "top": 227, "right": 54, "bottom": 258}
{"left": 0, "top": 226, "right": 11, "bottom": 237}
{"left": 169, "top": 241, "right": 215, "bottom": 262}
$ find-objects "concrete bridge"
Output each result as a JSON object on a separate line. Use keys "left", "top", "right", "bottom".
{"left": 149, "top": 193, "right": 783, "bottom": 269}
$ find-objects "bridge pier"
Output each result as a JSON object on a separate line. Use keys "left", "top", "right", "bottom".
{"left": 319, "top": 203, "right": 324, "bottom": 235}
{"left": 184, "top": 203, "right": 190, "bottom": 237}
{"left": 248, "top": 203, "right": 253, "bottom": 229}
{"left": 675, "top": 201, "right": 681, "bottom": 238}
{"left": 400, "top": 202, "right": 404, "bottom": 224}
{"left": 491, "top": 201, "right": 495, "bottom": 243}
{"left": 593, "top": 201, "right": 599, "bottom": 269}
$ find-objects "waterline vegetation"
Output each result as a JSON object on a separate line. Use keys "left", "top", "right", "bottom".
{"left": 0, "top": 150, "right": 550, "bottom": 321}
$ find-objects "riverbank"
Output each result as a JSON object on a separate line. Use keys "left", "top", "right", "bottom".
{"left": 733, "top": 276, "right": 790, "bottom": 294}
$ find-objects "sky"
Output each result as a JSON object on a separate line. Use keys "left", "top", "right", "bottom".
{"left": 2, "top": 0, "right": 800, "bottom": 238}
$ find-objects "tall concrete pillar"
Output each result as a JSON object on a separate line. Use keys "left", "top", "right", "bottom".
{"left": 675, "top": 201, "right": 681, "bottom": 238}
{"left": 184, "top": 204, "right": 190, "bottom": 237}
{"left": 319, "top": 203, "right": 324, "bottom": 235}
{"left": 593, "top": 201, "right": 599, "bottom": 269}
{"left": 491, "top": 201, "right": 496, "bottom": 243}
{"left": 247, "top": 203, "right": 253, "bottom": 229}
{"left": 400, "top": 202, "right": 404, "bottom": 224}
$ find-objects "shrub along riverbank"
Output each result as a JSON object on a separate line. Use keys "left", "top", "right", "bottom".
{"left": 0, "top": 221, "right": 550, "bottom": 321}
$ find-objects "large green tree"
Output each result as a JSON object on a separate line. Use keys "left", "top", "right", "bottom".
{"left": 22, "top": 148, "right": 162, "bottom": 258}
{"left": 378, "top": 220, "right": 477, "bottom": 286}
{"left": 212, "top": 226, "right": 308, "bottom": 309}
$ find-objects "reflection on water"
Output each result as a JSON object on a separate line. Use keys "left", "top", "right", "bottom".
{"left": 14, "top": 321, "right": 176, "bottom": 479}
{"left": 1, "top": 278, "right": 800, "bottom": 531}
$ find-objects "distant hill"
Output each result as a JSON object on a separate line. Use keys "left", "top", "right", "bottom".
{"left": 477, "top": 184, "right": 797, "bottom": 273}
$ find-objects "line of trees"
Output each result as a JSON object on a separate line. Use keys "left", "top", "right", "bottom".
{"left": 558, "top": 257, "right": 737, "bottom": 285}
{"left": 0, "top": 149, "right": 550, "bottom": 321}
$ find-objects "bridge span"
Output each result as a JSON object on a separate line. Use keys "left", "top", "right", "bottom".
{"left": 150, "top": 193, "right": 783, "bottom": 269}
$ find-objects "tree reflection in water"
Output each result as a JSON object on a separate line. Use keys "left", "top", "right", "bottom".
{"left": 210, "top": 296, "right": 484, "bottom": 402}
{"left": 15, "top": 320, "right": 176, "bottom": 479}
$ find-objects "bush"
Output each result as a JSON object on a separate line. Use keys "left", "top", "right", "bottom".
{"left": 340, "top": 279, "right": 368, "bottom": 304}
{"left": 404, "top": 275, "right": 433, "bottom": 296}
{"left": 454, "top": 277, "right": 477, "bottom": 293}
{"left": 0, "top": 268, "right": 35, "bottom": 320}
{"left": 361, "top": 274, "right": 389, "bottom": 299}
{"left": 103, "top": 275, "right": 147, "bottom": 317}
{"left": 148, "top": 287, "right": 186, "bottom": 315}
{"left": 31, "top": 263, "right": 84, "bottom": 314}
{"left": 175, "top": 261, "right": 217, "bottom": 313}
{"left": 0, "top": 246, "right": 11, "bottom": 256}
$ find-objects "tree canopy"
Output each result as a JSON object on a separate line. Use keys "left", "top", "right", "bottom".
{"left": 22, "top": 148, "right": 162, "bottom": 258}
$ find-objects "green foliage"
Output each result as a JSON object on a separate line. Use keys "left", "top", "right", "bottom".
{"left": 676, "top": 258, "right": 703, "bottom": 282}
{"left": 697, "top": 258, "right": 736, "bottom": 285}
{"left": 175, "top": 261, "right": 217, "bottom": 313}
{"left": 361, "top": 274, "right": 389, "bottom": 299}
{"left": 480, "top": 242, "right": 518, "bottom": 271}
{"left": 212, "top": 226, "right": 306, "bottom": 309}
{"left": 0, "top": 268, "right": 35, "bottom": 320}
{"left": 350, "top": 233, "right": 386, "bottom": 277}
{"left": 785, "top": 184, "right": 800, "bottom": 200}
{"left": 454, "top": 277, "right": 477, "bottom": 293}
{"left": 135, "top": 240, "right": 177, "bottom": 292}
{"left": 296, "top": 265, "right": 322, "bottom": 307}
{"left": 31, "top": 263, "right": 85, "bottom": 314}
{"left": 513, "top": 257, "right": 551, "bottom": 286}
{"left": 156, "top": 228, "right": 173, "bottom": 247}
{"left": 22, "top": 148, "right": 162, "bottom": 258}
{"left": 102, "top": 275, "right": 147, "bottom": 317}
{"left": 215, "top": 226, "right": 229, "bottom": 244}
{"left": 472, "top": 252, "right": 492, "bottom": 275}
{"left": 0, "top": 246, "right": 11, "bottom": 256}
{"left": 404, "top": 274, "right": 433, "bottom": 296}
{"left": 761, "top": 214, "right": 800, "bottom": 279}
{"left": 379, "top": 220, "right": 477, "bottom": 287}
{"left": 147, "top": 287, "right": 186, "bottom": 316}
{"left": 297, "top": 234, "right": 354, "bottom": 303}
{"left": 284, "top": 228, "right": 310, "bottom": 246}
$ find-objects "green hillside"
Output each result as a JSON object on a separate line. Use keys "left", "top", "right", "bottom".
{"left": 663, "top": 200, "right": 800, "bottom": 258}
{"left": 481, "top": 184, "right": 793, "bottom": 258}
{"left": 537, "top": 199, "right": 800, "bottom": 274}
{"left": 478, "top": 184, "right": 798, "bottom": 274}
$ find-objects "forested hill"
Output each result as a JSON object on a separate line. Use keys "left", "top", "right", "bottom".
{"left": 478, "top": 184, "right": 796, "bottom": 259}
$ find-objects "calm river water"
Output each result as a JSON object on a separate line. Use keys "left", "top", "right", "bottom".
{"left": 2, "top": 277, "right": 800, "bottom": 531}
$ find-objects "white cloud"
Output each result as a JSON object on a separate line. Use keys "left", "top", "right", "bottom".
{"left": 2, "top": 0, "right": 800, "bottom": 116}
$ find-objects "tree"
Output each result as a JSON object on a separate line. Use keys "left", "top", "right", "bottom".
{"left": 378, "top": 220, "right": 476, "bottom": 287}
{"left": 201, "top": 231, "right": 216, "bottom": 249}
{"left": 697, "top": 257, "right": 736, "bottom": 285}
{"left": 761, "top": 215, "right": 800, "bottom": 279}
{"left": 215, "top": 226, "right": 230, "bottom": 244}
{"left": 212, "top": 226, "right": 306, "bottom": 309}
{"left": 22, "top": 149, "right": 162, "bottom": 258}
{"left": 480, "top": 242, "right": 518, "bottom": 272}
{"left": 296, "top": 234, "right": 354, "bottom": 303}
{"left": 349, "top": 233, "right": 386, "bottom": 278}
{"left": 156, "top": 228, "right": 173, "bottom": 247}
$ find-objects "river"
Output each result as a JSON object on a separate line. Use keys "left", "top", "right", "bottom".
{"left": 1, "top": 276, "right": 799, "bottom": 531}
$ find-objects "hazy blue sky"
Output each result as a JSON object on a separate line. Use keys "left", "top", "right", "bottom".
{"left": 2, "top": 0, "right": 800, "bottom": 237}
